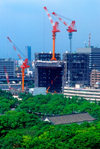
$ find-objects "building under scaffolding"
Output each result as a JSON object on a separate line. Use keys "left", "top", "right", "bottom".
{"left": 34, "top": 61, "right": 67, "bottom": 93}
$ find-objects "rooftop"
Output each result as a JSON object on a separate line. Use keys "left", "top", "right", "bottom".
{"left": 35, "top": 60, "right": 66, "bottom": 67}
{"left": 43, "top": 113, "right": 95, "bottom": 125}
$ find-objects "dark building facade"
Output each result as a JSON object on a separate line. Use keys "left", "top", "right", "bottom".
{"left": 63, "top": 53, "right": 89, "bottom": 86}
{"left": 0, "top": 59, "right": 15, "bottom": 78}
{"left": 34, "top": 61, "right": 67, "bottom": 93}
{"left": 77, "top": 47, "right": 100, "bottom": 87}
{"left": 35, "top": 52, "right": 61, "bottom": 61}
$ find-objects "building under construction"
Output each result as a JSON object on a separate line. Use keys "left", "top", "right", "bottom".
{"left": 35, "top": 52, "right": 61, "bottom": 61}
{"left": 34, "top": 61, "right": 67, "bottom": 93}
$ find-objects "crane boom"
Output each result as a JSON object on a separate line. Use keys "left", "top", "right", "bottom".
{"left": 44, "top": 6, "right": 54, "bottom": 26}
{"left": 52, "top": 12, "right": 68, "bottom": 26}
{"left": 7, "top": 36, "right": 25, "bottom": 59}
{"left": 4, "top": 66, "right": 12, "bottom": 90}
{"left": 52, "top": 12, "right": 77, "bottom": 53}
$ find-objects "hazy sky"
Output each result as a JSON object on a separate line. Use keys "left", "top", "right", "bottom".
{"left": 0, "top": 0, "right": 100, "bottom": 59}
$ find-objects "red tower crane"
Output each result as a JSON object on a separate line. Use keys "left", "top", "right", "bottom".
{"left": 46, "top": 86, "right": 50, "bottom": 93}
{"left": 43, "top": 6, "right": 60, "bottom": 60}
{"left": 4, "top": 66, "right": 12, "bottom": 90}
{"left": 52, "top": 12, "right": 77, "bottom": 53}
{"left": 20, "top": 59, "right": 30, "bottom": 92}
{"left": 7, "top": 36, "right": 30, "bottom": 92}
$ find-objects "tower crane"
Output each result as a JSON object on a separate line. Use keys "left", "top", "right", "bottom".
{"left": 43, "top": 6, "right": 60, "bottom": 61}
{"left": 52, "top": 12, "right": 77, "bottom": 53}
{"left": 4, "top": 66, "right": 18, "bottom": 93}
{"left": 4, "top": 66, "right": 12, "bottom": 90}
{"left": 7, "top": 36, "right": 30, "bottom": 92}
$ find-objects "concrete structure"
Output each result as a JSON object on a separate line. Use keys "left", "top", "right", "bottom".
{"left": 63, "top": 53, "right": 89, "bottom": 86}
{"left": 35, "top": 52, "right": 61, "bottom": 61}
{"left": 0, "top": 58, "right": 15, "bottom": 78}
{"left": 29, "top": 87, "right": 46, "bottom": 96}
{"left": 34, "top": 61, "right": 67, "bottom": 93}
{"left": 63, "top": 86, "right": 100, "bottom": 101}
{"left": 43, "top": 113, "right": 95, "bottom": 125}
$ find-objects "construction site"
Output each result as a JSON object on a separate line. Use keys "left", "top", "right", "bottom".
{"left": 1, "top": 5, "right": 100, "bottom": 99}
{"left": 0, "top": 6, "right": 77, "bottom": 94}
{"left": 33, "top": 6, "right": 76, "bottom": 93}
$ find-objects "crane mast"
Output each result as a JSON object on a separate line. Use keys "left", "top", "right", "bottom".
{"left": 43, "top": 6, "right": 60, "bottom": 60}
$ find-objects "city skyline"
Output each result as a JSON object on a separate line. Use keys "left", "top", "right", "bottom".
{"left": 0, "top": 0, "right": 100, "bottom": 59}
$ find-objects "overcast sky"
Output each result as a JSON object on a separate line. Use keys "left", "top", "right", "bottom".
{"left": 0, "top": 0, "right": 100, "bottom": 59}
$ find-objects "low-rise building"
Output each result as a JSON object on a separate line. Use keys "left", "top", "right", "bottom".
{"left": 63, "top": 86, "right": 100, "bottom": 101}
{"left": 90, "top": 69, "right": 100, "bottom": 88}
{"left": 43, "top": 113, "right": 95, "bottom": 125}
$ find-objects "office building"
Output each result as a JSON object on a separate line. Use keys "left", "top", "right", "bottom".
{"left": 63, "top": 53, "right": 89, "bottom": 86}
{"left": 26, "top": 46, "right": 32, "bottom": 70}
{"left": 26, "top": 46, "right": 31, "bottom": 62}
{"left": 77, "top": 47, "right": 100, "bottom": 87}
{"left": 77, "top": 47, "right": 100, "bottom": 70}
{"left": 0, "top": 59, "right": 15, "bottom": 78}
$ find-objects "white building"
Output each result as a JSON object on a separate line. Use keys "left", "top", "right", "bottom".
{"left": 63, "top": 86, "right": 100, "bottom": 101}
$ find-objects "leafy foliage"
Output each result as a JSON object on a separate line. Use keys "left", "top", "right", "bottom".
{"left": 0, "top": 90, "right": 100, "bottom": 148}
{"left": 0, "top": 111, "right": 40, "bottom": 136}
{"left": 17, "top": 93, "right": 100, "bottom": 120}
{"left": 0, "top": 90, "right": 18, "bottom": 114}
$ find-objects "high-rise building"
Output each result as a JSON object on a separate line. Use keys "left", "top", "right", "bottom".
{"left": 77, "top": 47, "right": 100, "bottom": 70}
{"left": 63, "top": 53, "right": 89, "bottom": 86}
{"left": 26, "top": 46, "right": 32, "bottom": 69}
{"left": 26, "top": 46, "right": 31, "bottom": 62}
{"left": 0, "top": 58, "right": 15, "bottom": 78}
{"left": 35, "top": 52, "right": 61, "bottom": 61}
{"left": 77, "top": 47, "right": 100, "bottom": 87}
